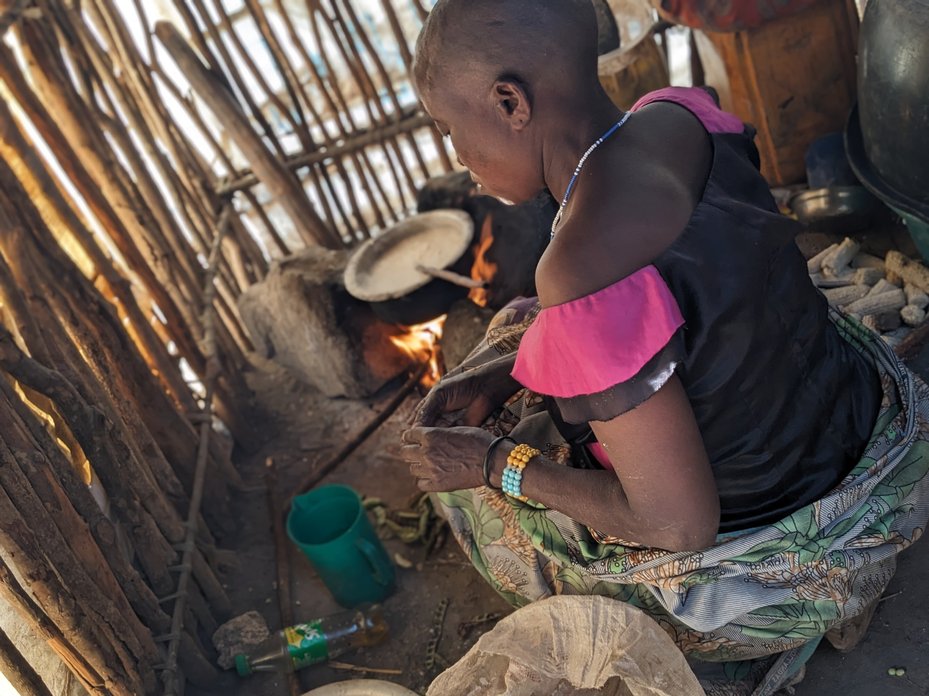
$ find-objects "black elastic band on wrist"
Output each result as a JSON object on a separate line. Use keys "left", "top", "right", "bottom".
{"left": 483, "top": 436, "right": 514, "bottom": 490}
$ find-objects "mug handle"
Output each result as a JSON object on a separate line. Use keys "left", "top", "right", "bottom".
{"left": 355, "top": 538, "right": 391, "bottom": 586}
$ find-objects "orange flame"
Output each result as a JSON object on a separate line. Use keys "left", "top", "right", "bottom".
{"left": 389, "top": 317, "right": 446, "bottom": 387}
{"left": 468, "top": 215, "right": 497, "bottom": 308}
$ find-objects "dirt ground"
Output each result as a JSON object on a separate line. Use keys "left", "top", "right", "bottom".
{"left": 194, "top": 224, "right": 929, "bottom": 696}
{"left": 193, "top": 358, "right": 513, "bottom": 696}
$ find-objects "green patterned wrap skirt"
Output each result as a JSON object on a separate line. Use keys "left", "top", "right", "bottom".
{"left": 436, "top": 312, "right": 929, "bottom": 695}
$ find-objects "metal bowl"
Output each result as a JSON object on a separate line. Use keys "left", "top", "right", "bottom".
{"left": 788, "top": 186, "right": 880, "bottom": 232}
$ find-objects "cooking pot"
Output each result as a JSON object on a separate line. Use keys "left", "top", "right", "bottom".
{"left": 858, "top": 0, "right": 929, "bottom": 202}
{"left": 846, "top": 104, "right": 929, "bottom": 262}
{"left": 344, "top": 210, "right": 475, "bottom": 326}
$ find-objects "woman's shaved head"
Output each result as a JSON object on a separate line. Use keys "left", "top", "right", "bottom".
{"left": 412, "top": 0, "right": 608, "bottom": 205}
{"left": 414, "top": 0, "right": 600, "bottom": 95}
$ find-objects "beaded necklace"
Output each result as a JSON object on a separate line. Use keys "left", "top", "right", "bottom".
{"left": 550, "top": 112, "right": 631, "bottom": 239}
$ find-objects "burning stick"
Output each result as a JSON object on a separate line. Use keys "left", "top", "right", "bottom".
{"left": 289, "top": 362, "right": 430, "bottom": 501}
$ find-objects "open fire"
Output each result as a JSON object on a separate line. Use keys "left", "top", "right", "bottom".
{"left": 384, "top": 213, "right": 504, "bottom": 390}
{"left": 389, "top": 317, "right": 446, "bottom": 388}
{"left": 468, "top": 215, "right": 498, "bottom": 308}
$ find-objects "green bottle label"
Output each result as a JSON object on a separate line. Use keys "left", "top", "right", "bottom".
{"left": 284, "top": 620, "right": 329, "bottom": 669}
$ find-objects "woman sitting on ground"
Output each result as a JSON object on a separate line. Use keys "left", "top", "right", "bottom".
{"left": 400, "top": 1, "right": 929, "bottom": 693}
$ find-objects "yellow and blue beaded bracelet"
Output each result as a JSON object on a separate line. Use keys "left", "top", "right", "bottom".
{"left": 502, "top": 444, "right": 540, "bottom": 502}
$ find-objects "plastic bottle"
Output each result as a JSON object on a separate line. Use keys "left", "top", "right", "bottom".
{"left": 234, "top": 605, "right": 388, "bottom": 677}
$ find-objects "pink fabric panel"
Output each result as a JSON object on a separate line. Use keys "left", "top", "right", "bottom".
{"left": 511, "top": 266, "right": 684, "bottom": 398}
{"left": 631, "top": 87, "right": 743, "bottom": 135}
{"left": 587, "top": 442, "right": 614, "bottom": 470}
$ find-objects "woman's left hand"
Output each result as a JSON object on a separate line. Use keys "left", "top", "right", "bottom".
{"left": 401, "top": 426, "right": 495, "bottom": 492}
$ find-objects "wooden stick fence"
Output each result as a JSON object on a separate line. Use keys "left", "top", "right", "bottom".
{"left": 0, "top": 0, "right": 453, "bottom": 692}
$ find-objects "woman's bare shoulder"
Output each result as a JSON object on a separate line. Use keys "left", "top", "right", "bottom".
{"left": 537, "top": 106, "right": 711, "bottom": 308}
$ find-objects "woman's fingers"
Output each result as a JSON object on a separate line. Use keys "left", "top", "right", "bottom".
{"left": 411, "top": 386, "right": 450, "bottom": 427}
{"left": 412, "top": 377, "right": 482, "bottom": 427}
{"left": 463, "top": 395, "right": 493, "bottom": 427}
{"left": 401, "top": 427, "right": 428, "bottom": 446}
{"left": 401, "top": 426, "right": 491, "bottom": 492}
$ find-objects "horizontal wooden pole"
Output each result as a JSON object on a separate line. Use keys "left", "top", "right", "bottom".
{"left": 216, "top": 111, "right": 436, "bottom": 195}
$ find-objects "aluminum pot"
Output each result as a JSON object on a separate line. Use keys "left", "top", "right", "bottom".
{"left": 858, "top": 0, "right": 929, "bottom": 202}
{"left": 344, "top": 210, "right": 475, "bottom": 326}
{"left": 847, "top": 104, "right": 929, "bottom": 263}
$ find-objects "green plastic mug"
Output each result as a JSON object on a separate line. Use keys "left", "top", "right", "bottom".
{"left": 286, "top": 485, "right": 395, "bottom": 607}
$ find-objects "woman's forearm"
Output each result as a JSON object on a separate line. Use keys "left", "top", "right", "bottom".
{"left": 489, "top": 446, "right": 714, "bottom": 551}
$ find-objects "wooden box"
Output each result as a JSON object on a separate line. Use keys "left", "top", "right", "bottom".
{"left": 695, "top": 0, "right": 859, "bottom": 185}
{"left": 599, "top": 32, "right": 670, "bottom": 110}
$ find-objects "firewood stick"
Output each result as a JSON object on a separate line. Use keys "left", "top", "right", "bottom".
{"left": 291, "top": 361, "right": 430, "bottom": 501}
{"left": 416, "top": 264, "right": 487, "bottom": 289}
{"left": 329, "top": 661, "right": 403, "bottom": 676}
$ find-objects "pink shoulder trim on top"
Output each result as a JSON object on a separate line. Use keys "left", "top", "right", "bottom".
{"left": 631, "top": 86, "right": 743, "bottom": 135}
{"left": 511, "top": 266, "right": 684, "bottom": 399}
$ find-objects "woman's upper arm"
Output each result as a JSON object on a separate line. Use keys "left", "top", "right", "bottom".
{"left": 590, "top": 374, "right": 719, "bottom": 550}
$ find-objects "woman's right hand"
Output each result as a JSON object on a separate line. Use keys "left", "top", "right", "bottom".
{"left": 412, "top": 356, "right": 520, "bottom": 428}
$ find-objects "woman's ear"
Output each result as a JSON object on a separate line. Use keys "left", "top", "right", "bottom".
{"left": 492, "top": 79, "right": 532, "bottom": 131}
